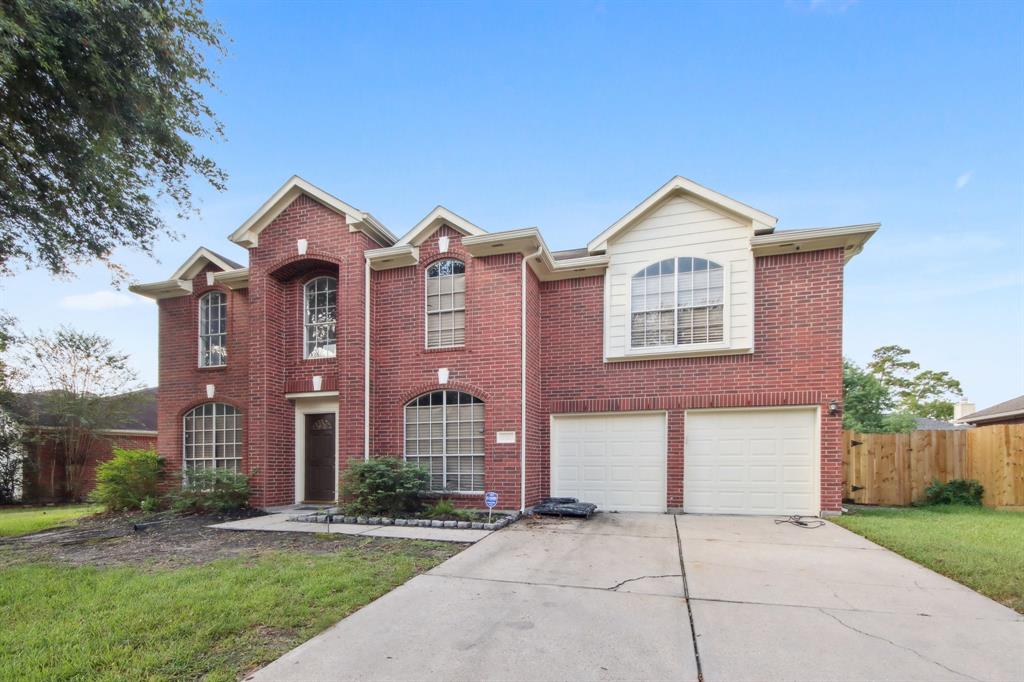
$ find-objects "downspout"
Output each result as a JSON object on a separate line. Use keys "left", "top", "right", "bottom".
{"left": 364, "top": 257, "right": 370, "bottom": 461}
{"left": 521, "top": 246, "right": 544, "bottom": 512}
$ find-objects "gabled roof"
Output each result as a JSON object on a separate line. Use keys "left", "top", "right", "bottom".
{"left": 394, "top": 206, "right": 487, "bottom": 246}
{"left": 228, "top": 176, "right": 396, "bottom": 248}
{"left": 587, "top": 176, "right": 779, "bottom": 253}
{"left": 956, "top": 395, "right": 1024, "bottom": 424}
{"left": 14, "top": 387, "right": 158, "bottom": 432}
{"left": 170, "top": 247, "right": 243, "bottom": 280}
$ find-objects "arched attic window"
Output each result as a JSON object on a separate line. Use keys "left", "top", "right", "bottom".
{"left": 631, "top": 257, "right": 724, "bottom": 347}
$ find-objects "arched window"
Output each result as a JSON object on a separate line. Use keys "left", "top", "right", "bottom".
{"left": 631, "top": 257, "right": 724, "bottom": 348}
{"left": 198, "top": 291, "right": 227, "bottom": 367}
{"left": 304, "top": 276, "right": 337, "bottom": 359}
{"left": 425, "top": 259, "right": 465, "bottom": 348}
{"left": 404, "top": 390, "right": 483, "bottom": 491}
{"left": 183, "top": 403, "right": 242, "bottom": 473}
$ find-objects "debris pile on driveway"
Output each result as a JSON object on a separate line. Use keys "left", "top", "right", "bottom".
{"left": 531, "top": 497, "right": 598, "bottom": 518}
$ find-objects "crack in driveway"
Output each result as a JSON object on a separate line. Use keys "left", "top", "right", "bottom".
{"left": 819, "top": 609, "right": 982, "bottom": 681}
{"left": 606, "top": 574, "right": 682, "bottom": 591}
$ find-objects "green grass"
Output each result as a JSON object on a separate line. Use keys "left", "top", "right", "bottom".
{"left": 0, "top": 504, "right": 102, "bottom": 537}
{"left": 0, "top": 544, "right": 449, "bottom": 681}
{"left": 833, "top": 505, "right": 1024, "bottom": 612}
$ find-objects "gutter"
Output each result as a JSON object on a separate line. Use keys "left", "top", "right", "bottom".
{"left": 364, "top": 257, "right": 371, "bottom": 461}
{"left": 521, "top": 246, "right": 544, "bottom": 512}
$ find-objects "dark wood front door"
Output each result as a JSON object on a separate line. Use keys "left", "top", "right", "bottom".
{"left": 304, "top": 413, "right": 336, "bottom": 501}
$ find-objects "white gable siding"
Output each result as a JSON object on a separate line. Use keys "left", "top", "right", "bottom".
{"left": 604, "top": 194, "right": 754, "bottom": 361}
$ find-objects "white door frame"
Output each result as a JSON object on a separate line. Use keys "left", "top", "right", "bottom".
{"left": 293, "top": 396, "right": 340, "bottom": 504}
{"left": 549, "top": 410, "right": 669, "bottom": 512}
{"left": 683, "top": 405, "right": 821, "bottom": 515}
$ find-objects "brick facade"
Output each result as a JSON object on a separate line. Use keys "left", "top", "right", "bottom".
{"left": 25, "top": 431, "right": 158, "bottom": 502}
{"left": 151, "top": 191, "right": 850, "bottom": 513}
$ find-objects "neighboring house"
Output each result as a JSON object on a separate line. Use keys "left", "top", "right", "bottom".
{"left": 15, "top": 388, "right": 158, "bottom": 501}
{"left": 956, "top": 395, "right": 1024, "bottom": 427}
{"left": 130, "top": 175, "right": 877, "bottom": 516}
{"left": 913, "top": 417, "right": 972, "bottom": 431}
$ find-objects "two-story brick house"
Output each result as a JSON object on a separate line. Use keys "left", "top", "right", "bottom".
{"left": 131, "top": 175, "right": 876, "bottom": 515}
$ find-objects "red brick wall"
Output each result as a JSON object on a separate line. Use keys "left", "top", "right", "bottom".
{"left": 538, "top": 248, "right": 846, "bottom": 511}
{"left": 26, "top": 431, "right": 158, "bottom": 502}
{"left": 157, "top": 264, "right": 250, "bottom": 485}
{"left": 370, "top": 227, "right": 525, "bottom": 510}
{"left": 240, "top": 195, "right": 376, "bottom": 506}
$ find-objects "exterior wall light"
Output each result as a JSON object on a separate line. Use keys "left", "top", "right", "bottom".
{"left": 828, "top": 399, "right": 840, "bottom": 416}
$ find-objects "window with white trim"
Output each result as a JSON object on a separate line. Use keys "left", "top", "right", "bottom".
{"left": 198, "top": 291, "right": 227, "bottom": 367}
{"left": 631, "top": 257, "right": 724, "bottom": 348}
{"left": 404, "top": 390, "right": 484, "bottom": 492}
{"left": 425, "top": 259, "right": 465, "bottom": 348}
{"left": 304, "top": 276, "right": 337, "bottom": 359}
{"left": 183, "top": 403, "right": 242, "bottom": 473}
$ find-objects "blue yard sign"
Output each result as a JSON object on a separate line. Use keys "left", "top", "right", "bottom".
{"left": 484, "top": 491, "right": 498, "bottom": 523}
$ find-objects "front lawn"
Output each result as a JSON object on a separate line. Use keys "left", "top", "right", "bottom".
{"left": 0, "top": 504, "right": 102, "bottom": 537}
{"left": 0, "top": 511, "right": 460, "bottom": 680}
{"left": 832, "top": 505, "right": 1024, "bottom": 613}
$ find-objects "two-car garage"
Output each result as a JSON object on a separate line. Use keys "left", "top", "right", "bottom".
{"left": 549, "top": 408, "right": 819, "bottom": 516}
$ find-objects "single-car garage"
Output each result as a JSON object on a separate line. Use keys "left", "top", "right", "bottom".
{"left": 683, "top": 407, "right": 819, "bottom": 516}
{"left": 550, "top": 412, "right": 667, "bottom": 512}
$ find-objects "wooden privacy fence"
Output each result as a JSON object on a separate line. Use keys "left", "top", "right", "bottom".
{"left": 843, "top": 424, "right": 1024, "bottom": 508}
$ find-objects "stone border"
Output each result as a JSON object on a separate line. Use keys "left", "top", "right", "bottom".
{"left": 289, "top": 509, "right": 522, "bottom": 532}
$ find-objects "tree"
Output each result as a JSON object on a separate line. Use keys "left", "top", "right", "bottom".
{"left": 0, "top": 0, "right": 227, "bottom": 280}
{"left": 842, "top": 360, "right": 915, "bottom": 433}
{"left": 16, "top": 327, "right": 142, "bottom": 499}
{"left": 0, "top": 406, "right": 25, "bottom": 503}
{"left": 866, "top": 345, "right": 963, "bottom": 420}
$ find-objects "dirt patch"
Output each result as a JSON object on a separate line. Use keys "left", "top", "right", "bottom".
{"left": 0, "top": 510, "right": 463, "bottom": 569}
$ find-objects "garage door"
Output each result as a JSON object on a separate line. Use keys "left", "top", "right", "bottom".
{"left": 684, "top": 408, "right": 818, "bottom": 516}
{"left": 550, "top": 413, "right": 667, "bottom": 512}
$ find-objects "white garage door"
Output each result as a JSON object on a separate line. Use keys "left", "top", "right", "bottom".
{"left": 550, "top": 413, "right": 667, "bottom": 512}
{"left": 684, "top": 408, "right": 818, "bottom": 516}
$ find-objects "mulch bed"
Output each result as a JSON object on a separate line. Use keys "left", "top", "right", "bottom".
{"left": 0, "top": 510, "right": 462, "bottom": 570}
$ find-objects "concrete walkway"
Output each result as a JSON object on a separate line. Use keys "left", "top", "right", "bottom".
{"left": 210, "top": 512, "right": 493, "bottom": 543}
{"left": 248, "top": 513, "right": 1023, "bottom": 682}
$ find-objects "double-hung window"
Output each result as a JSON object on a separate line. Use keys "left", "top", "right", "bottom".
{"left": 304, "top": 276, "right": 337, "bottom": 359}
{"left": 425, "top": 259, "right": 465, "bottom": 348}
{"left": 198, "top": 291, "right": 227, "bottom": 367}
{"left": 404, "top": 390, "right": 484, "bottom": 492}
{"left": 631, "top": 257, "right": 725, "bottom": 348}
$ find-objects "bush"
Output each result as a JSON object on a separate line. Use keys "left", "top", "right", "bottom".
{"left": 341, "top": 458, "right": 428, "bottom": 516}
{"left": 426, "top": 498, "right": 474, "bottom": 521}
{"left": 90, "top": 449, "right": 162, "bottom": 511}
{"left": 171, "top": 469, "right": 250, "bottom": 514}
{"left": 924, "top": 478, "right": 984, "bottom": 506}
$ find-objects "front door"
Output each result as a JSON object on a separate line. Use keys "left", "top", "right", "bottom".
{"left": 304, "top": 413, "right": 336, "bottom": 501}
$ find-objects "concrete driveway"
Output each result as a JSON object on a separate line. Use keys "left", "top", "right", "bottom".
{"left": 249, "top": 513, "right": 1023, "bottom": 682}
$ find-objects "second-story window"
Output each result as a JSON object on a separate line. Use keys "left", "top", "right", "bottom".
{"left": 304, "top": 276, "right": 337, "bottom": 359}
{"left": 631, "top": 257, "right": 725, "bottom": 348}
{"left": 426, "top": 259, "right": 465, "bottom": 348}
{"left": 198, "top": 291, "right": 227, "bottom": 367}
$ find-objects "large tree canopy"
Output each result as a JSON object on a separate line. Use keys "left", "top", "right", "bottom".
{"left": 867, "top": 345, "right": 963, "bottom": 420}
{"left": 0, "top": 0, "right": 226, "bottom": 279}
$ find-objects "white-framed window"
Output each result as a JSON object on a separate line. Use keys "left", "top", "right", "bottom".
{"left": 183, "top": 402, "right": 242, "bottom": 473}
{"left": 304, "top": 276, "right": 337, "bottom": 359}
{"left": 404, "top": 390, "right": 484, "bottom": 492}
{"left": 425, "top": 259, "right": 465, "bottom": 348}
{"left": 631, "top": 257, "right": 725, "bottom": 348}
{"left": 198, "top": 291, "right": 227, "bottom": 367}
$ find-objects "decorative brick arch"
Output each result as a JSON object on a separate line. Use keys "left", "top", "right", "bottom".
{"left": 266, "top": 252, "right": 343, "bottom": 282}
{"left": 399, "top": 380, "right": 492, "bottom": 406}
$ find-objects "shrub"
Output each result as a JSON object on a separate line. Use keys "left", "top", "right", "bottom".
{"left": 426, "top": 498, "right": 474, "bottom": 521}
{"left": 924, "top": 478, "right": 984, "bottom": 506}
{"left": 90, "top": 449, "right": 162, "bottom": 511}
{"left": 171, "top": 469, "right": 250, "bottom": 514}
{"left": 341, "top": 458, "right": 428, "bottom": 516}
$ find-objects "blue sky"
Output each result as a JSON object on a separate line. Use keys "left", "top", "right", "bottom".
{"left": 3, "top": 0, "right": 1022, "bottom": 408}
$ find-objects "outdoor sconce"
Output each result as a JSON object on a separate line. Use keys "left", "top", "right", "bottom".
{"left": 828, "top": 399, "right": 840, "bottom": 416}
